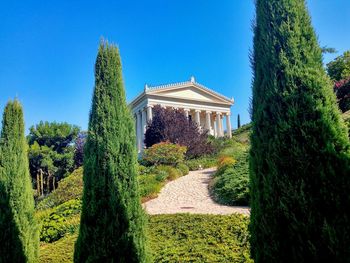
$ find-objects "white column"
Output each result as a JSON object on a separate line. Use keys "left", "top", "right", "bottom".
{"left": 184, "top": 108, "right": 190, "bottom": 119}
{"left": 195, "top": 110, "right": 201, "bottom": 127}
{"left": 226, "top": 113, "right": 232, "bottom": 138}
{"left": 147, "top": 105, "right": 153, "bottom": 122}
{"left": 137, "top": 111, "right": 142, "bottom": 152}
{"left": 141, "top": 108, "right": 147, "bottom": 150}
{"left": 214, "top": 117, "right": 218, "bottom": 137}
{"left": 205, "top": 111, "right": 211, "bottom": 130}
{"left": 216, "top": 112, "right": 222, "bottom": 137}
{"left": 220, "top": 115, "right": 224, "bottom": 137}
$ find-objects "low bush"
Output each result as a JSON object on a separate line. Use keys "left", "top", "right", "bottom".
{"left": 39, "top": 214, "right": 252, "bottom": 263}
{"left": 36, "top": 168, "right": 83, "bottom": 210}
{"left": 39, "top": 199, "right": 81, "bottom": 243}
{"left": 212, "top": 153, "right": 249, "bottom": 206}
{"left": 217, "top": 156, "right": 236, "bottom": 175}
{"left": 149, "top": 214, "right": 252, "bottom": 263}
{"left": 138, "top": 174, "right": 163, "bottom": 199}
{"left": 155, "top": 165, "right": 182, "bottom": 180}
{"left": 176, "top": 163, "right": 190, "bottom": 176}
{"left": 185, "top": 156, "right": 217, "bottom": 171}
{"left": 142, "top": 142, "right": 187, "bottom": 166}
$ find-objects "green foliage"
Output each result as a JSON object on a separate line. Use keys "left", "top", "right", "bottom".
{"left": 39, "top": 233, "right": 78, "bottom": 263}
{"left": 0, "top": 100, "right": 39, "bottom": 263}
{"left": 327, "top": 50, "right": 350, "bottom": 81}
{"left": 213, "top": 153, "right": 249, "bottom": 206}
{"left": 28, "top": 121, "right": 80, "bottom": 195}
{"left": 184, "top": 156, "right": 217, "bottom": 171}
{"left": 155, "top": 165, "right": 182, "bottom": 180}
{"left": 250, "top": 1, "right": 350, "bottom": 262}
{"left": 138, "top": 174, "right": 163, "bottom": 200}
{"left": 232, "top": 124, "right": 251, "bottom": 145}
{"left": 39, "top": 214, "right": 252, "bottom": 263}
{"left": 40, "top": 200, "right": 81, "bottom": 243}
{"left": 176, "top": 163, "right": 189, "bottom": 176}
{"left": 149, "top": 214, "right": 252, "bottom": 263}
{"left": 142, "top": 142, "right": 187, "bottom": 166}
{"left": 36, "top": 168, "right": 83, "bottom": 210}
{"left": 216, "top": 156, "right": 236, "bottom": 175}
{"left": 74, "top": 41, "right": 149, "bottom": 262}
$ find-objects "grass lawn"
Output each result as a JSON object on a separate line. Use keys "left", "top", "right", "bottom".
{"left": 39, "top": 213, "right": 252, "bottom": 263}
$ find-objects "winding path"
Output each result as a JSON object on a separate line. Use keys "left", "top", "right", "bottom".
{"left": 143, "top": 167, "right": 250, "bottom": 215}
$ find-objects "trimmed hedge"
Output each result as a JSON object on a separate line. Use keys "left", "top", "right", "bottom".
{"left": 39, "top": 200, "right": 81, "bottom": 243}
{"left": 36, "top": 168, "right": 83, "bottom": 210}
{"left": 39, "top": 214, "right": 252, "bottom": 263}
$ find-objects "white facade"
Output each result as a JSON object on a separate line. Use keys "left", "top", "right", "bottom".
{"left": 129, "top": 77, "right": 234, "bottom": 153}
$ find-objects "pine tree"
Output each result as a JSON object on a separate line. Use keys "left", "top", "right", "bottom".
{"left": 250, "top": 1, "right": 350, "bottom": 262}
{"left": 237, "top": 114, "right": 241, "bottom": 129}
{"left": 74, "top": 41, "right": 149, "bottom": 262}
{"left": 0, "top": 100, "right": 39, "bottom": 263}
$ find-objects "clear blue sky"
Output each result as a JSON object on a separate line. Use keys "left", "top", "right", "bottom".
{"left": 0, "top": 0, "right": 349, "bottom": 132}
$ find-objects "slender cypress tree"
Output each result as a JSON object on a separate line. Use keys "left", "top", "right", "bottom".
{"left": 74, "top": 41, "right": 149, "bottom": 262}
{"left": 0, "top": 100, "right": 39, "bottom": 263}
{"left": 237, "top": 114, "right": 241, "bottom": 129}
{"left": 250, "top": 1, "right": 350, "bottom": 262}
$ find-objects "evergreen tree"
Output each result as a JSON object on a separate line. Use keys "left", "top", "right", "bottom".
{"left": 74, "top": 41, "right": 149, "bottom": 262}
{"left": 0, "top": 100, "right": 38, "bottom": 263}
{"left": 237, "top": 114, "right": 241, "bottom": 129}
{"left": 250, "top": 1, "right": 350, "bottom": 262}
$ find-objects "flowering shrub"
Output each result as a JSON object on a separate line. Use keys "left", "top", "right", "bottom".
{"left": 142, "top": 142, "right": 187, "bottom": 166}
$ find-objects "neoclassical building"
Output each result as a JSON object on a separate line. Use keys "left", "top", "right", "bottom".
{"left": 130, "top": 77, "right": 234, "bottom": 153}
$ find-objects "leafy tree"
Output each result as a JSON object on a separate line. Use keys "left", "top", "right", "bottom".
{"left": 250, "top": 1, "right": 350, "bottom": 262}
{"left": 0, "top": 100, "right": 39, "bottom": 262}
{"left": 28, "top": 121, "right": 80, "bottom": 195}
{"left": 144, "top": 105, "right": 215, "bottom": 158}
{"left": 327, "top": 50, "right": 350, "bottom": 81}
{"left": 74, "top": 41, "right": 149, "bottom": 262}
{"left": 73, "top": 131, "right": 87, "bottom": 168}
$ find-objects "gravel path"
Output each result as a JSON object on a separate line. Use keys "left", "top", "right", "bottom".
{"left": 143, "top": 167, "right": 250, "bottom": 215}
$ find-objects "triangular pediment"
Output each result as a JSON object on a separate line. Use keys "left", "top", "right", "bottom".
{"left": 146, "top": 83, "right": 233, "bottom": 104}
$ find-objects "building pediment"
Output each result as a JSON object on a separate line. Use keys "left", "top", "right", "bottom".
{"left": 147, "top": 83, "right": 234, "bottom": 105}
{"left": 130, "top": 77, "right": 234, "bottom": 112}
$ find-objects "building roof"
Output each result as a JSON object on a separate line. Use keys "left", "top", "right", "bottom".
{"left": 129, "top": 76, "right": 234, "bottom": 108}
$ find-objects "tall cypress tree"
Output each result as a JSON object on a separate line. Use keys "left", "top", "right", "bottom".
{"left": 250, "top": 1, "right": 350, "bottom": 262}
{"left": 0, "top": 100, "right": 38, "bottom": 263}
{"left": 74, "top": 41, "right": 149, "bottom": 262}
{"left": 237, "top": 114, "right": 241, "bottom": 129}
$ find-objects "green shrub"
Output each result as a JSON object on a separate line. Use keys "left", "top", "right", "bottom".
{"left": 149, "top": 214, "right": 252, "bottom": 263}
{"left": 39, "top": 214, "right": 252, "bottom": 263}
{"left": 185, "top": 156, "right": 217, "bottom": 171}
{"left": 216, "top": 156, "right": 236, "bottom": 176}
{"left": 143, "top": 142, "right": 187, "bottom": 165}
{"left": 155, "top": 170, "right": 168, "bottom": 182}
{"left": 155, "top": 165, "right": 181, "bottom": 180}
{"left": 176, "top": 163, "right": 189, "bottom": 176}
{"left": 36, "top": 168, "right": 83, "bottom": 210}
{"left": 40, "top": 200, "right": 81, "bottom": 243}
{"left": 138, "top": 174, "right": 162, "bottom": 198}
{"left": 212, "top": 153, "right": 249, "bottom": 206}
{"left": 39, "top": 233, "right": 77, "bottom": 263}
